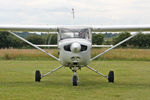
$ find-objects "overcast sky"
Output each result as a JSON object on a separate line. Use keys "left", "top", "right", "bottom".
{"left": 0, "top": 0, "right": 150, "bottom": 25}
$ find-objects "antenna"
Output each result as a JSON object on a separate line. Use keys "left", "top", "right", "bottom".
{"left": 72, "top": 8, "right": 75, "bottom": 20}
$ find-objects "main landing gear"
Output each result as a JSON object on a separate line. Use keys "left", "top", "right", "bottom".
{"left": 35, "top": 70, "right": 41, "bottom": 82}
{"left": 86, "top": 65, "right": 114, "bottom": 83}
{"left": 35, "top": 65, "right": 64, "bottom": 82}
{"left": 35, "top": 65, "right": 114, "bottom": 86}
{"left": 108, "top": 71, "right": 114, "bottom": 83}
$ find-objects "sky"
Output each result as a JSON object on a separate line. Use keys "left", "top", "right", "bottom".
{"left": 0, "top": 0, "right": 150, "bottom": 25}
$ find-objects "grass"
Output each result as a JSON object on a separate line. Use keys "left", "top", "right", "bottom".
{"left": 0, "top": 48, "right": 150, "bottom": 61}
{"left": 92, "top": 48, "right": 150, "bottom": 61}
{"left": 0, "top": 60, "right": 150, "bottom": 100}
{"left": 0, "top": 48, "right": 58, "bottom": 60}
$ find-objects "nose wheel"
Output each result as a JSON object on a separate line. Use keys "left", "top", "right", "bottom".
{"left": 73, "top": 75, "right": 78, "bottom": 86}
{"left": 72, "top": 71, "right": 78, "bottom": 86}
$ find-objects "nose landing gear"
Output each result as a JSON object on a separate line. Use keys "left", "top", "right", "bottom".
{"left": 71, "top": 66, "right": 80, "bottom": 86}
{"left": 72, "top": 71, "right": 78, "bottom": 86}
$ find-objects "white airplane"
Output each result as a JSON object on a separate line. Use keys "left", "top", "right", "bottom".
{"left": 0, "top": 24, "right": 150, "bottom": 86}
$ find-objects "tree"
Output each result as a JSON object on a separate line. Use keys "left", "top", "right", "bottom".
{"left": 113, "top": 32, "right": 131, "bottom": 47}
{"left": 145, "top": 34, "right": 150, "bottom": 48}
{"left": 0, "top": 32, "right": 12, "bottom": 48}
{"left": 9, "top": 34, "right": 24, "bottom": 48}
{"left": 42, "top": 34, "right": 57, "bottom": 45}
{"left": 92, "top": 33, "right": 104, "bottom": 45}
{"left": 26, "top": 34, "right": 44, "bottom": 45}
{"left": 130, "top": 33, "right": 150, "bottom": 48}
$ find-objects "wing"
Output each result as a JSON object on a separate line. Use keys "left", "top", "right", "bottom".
{"left": 0, "top": 25, "right": 58, "bottom": 32}
{"left": 0, "top": 24, "right": 150, "bottom": 32}
{"left": 91, "top": 25, "right": 150, "bottom": 32}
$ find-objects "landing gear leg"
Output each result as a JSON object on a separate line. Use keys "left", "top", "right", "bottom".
{"left": 86, "top": 65, "right": 115, "bottom": 83}
{"left": 35, "top": 65, "right": 63, "bottom": 82}
{"left": 71, "top": 66, "right": 79, "bottom": 86}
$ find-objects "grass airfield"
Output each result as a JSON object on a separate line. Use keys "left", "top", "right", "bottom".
{"left": 0, "top": 61, "right": 150, "bottom": 100}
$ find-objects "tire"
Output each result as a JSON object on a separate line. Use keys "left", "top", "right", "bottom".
{"left": 35, "top": 70, "right": 41, "bottom": 82}
{"left": 108, "top": 71, "right": 114, "bottom": 83}
{"left": 73, "top": 75, "right": 78, "bottom": 86}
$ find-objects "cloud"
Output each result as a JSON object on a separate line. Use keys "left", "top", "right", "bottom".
{"left": 0, "top": 0, "right": 150, "bottom": 25}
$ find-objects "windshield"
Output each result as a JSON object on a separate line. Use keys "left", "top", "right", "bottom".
{"left": 59, "top": 28, "right": 89, "bottom": 40}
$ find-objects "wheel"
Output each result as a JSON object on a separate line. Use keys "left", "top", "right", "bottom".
{"left": 108, "top": 71, "right": 114, "bottom": 83}
{"left": 72, "top": 75, "right": 78, "bottom": 86}
{"left": 35, "top": 70, "right": 41, "bottom": 82}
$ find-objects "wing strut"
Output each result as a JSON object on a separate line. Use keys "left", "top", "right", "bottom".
{"left": 91, "top": 33, "right": 138, "bottom": 61}
{"left": 8, "top": 31, "right": 59, "bottom": 61}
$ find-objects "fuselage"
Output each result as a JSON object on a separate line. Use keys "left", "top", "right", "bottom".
{"left": 57, "top": 28, "right": 92, "bottom": 67}
{"left": 59, "top": 38, "right": 91, "bottom": 67}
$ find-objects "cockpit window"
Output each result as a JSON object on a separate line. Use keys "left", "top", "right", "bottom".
{"left": 59, "top": 28, "right": 89, "bottom": 40}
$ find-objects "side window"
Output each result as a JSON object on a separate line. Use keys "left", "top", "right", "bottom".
{"left": 79, "top": 29, "right": 90, "bottom": 39}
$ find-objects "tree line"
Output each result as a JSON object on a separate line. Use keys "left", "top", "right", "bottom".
{"left": 0, "top": 32, "right": 150, "bottom": 48}
{"left": 0, "top": 32, "right": 57, "bottom": 48}
{"left": 112, "top": 32, "right": 150, "bottom": 48}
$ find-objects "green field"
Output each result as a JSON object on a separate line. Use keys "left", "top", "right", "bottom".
{"left": 0, "top": 60, "right": 150, "bottom": 100}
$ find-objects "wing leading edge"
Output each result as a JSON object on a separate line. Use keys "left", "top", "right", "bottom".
{"left": 91, "top": 25, "right": 150, "bottom": 32}
{"left": 0, "top": 25, "right": 58, "bottom": 32}
{"left": 0, "top": 24, "right": 150, "bottom": 32}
